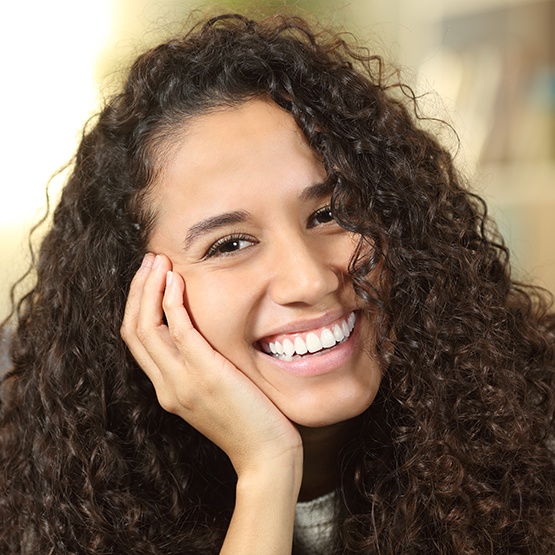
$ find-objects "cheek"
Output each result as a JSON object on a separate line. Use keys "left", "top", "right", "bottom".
{"left": 329, "top": 232, "right": 360, "bottom": 271}
{"left": 181, "top": 272, "right": 250, "bottom": 354}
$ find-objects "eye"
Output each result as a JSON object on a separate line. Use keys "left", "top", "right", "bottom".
{"left": 204, "top": 234, "right": 257, "bottom": 259}
{"left": 308, "top": 205, "right": 334, "bottom": 228}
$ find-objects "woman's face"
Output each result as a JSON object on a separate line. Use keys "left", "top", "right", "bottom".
{"left": 147, "top": 99, "right": 381, "bottom": 427}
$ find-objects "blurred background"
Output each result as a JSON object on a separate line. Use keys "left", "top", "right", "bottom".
{"left": 1, "top": 0, "right": 554, "bottom": 320}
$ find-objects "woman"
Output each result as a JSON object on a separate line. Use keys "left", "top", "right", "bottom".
{"left": 1, "top": 13, "right": 554, "bottom": 554}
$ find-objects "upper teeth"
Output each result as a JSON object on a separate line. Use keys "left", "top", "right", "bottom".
{"left": 267, "top": 312, "right": 356, "bottom": 358}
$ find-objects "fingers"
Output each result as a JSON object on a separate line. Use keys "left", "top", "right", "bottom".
{"left": 162, "top": 269, "right": 219, "bottom": 370}
{"left": 120, "top": 253, "right": 156, "bottom": 367}
{"left": 121, "top": 253, "right": 211, "bottom": 399}
{"left": 121, "top": 253, "right": 155, "bottom": 337}
{"left": 121, "top": 253, "right": 175, "bottom": 386}
{"left": 137, "top": 255, "right": 170, "bottom": 337}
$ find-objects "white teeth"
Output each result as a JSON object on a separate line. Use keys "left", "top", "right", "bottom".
{"left": 321, "top": 328, "right": 336, "bottom": 348}
{"left": 341, "top": 320, "right": 350, "bottom": 337}
{"left": 306, "top": 332, "right": 322, "bottom": 353}
{"left": 332, "top": 324, "right": 345, "bottom": 342}
{"left": 282, "top": 338, "right": 295, "bottom": 357}
{"left": 263, "top": 312, "right": 357, "bottom": 360}
{"left": 294, "top": 336, "right": 308, "bottom": 355}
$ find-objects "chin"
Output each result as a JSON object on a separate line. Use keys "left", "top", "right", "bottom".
{"left": 285, "top": 393, "right": 377, "bottom": 428}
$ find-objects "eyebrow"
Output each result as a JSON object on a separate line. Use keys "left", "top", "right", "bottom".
{"left": 183, "top": 180, "right": 332, "bottom": 250}
{"left": 184, "top": 210, "right": 249, "bottom": 250}
{"left": 298, "top": 180, "right": 334, "bottom": 202}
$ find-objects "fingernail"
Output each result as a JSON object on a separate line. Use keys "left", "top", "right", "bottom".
{"left": 166, "top": 270, "right": 173, "bottom": 287}
{"left": 153, "top": 254, "right": 162, "bottom": 269}
{"left": 141, "top": 253, "right": 154, "bottom": 268}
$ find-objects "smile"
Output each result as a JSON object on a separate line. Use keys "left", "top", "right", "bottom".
{"left": 259, "top": 312, "right": 356, "bottom": 361}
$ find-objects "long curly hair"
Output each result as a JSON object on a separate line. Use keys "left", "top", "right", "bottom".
{"left": 1, "top": 13, "right": 554, "bottom": 554}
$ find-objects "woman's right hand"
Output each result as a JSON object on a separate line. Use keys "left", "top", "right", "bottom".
{"left": 120, "top": 253, "right": 303, "bottom": 479}
{"left": 122, "top": 253, "right": 302, "bottom": 552}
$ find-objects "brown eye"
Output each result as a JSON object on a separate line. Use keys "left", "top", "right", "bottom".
{"left": 308, "top": 206, "right": 334, "bottom": 228}
{"left": 218, "top": 240, "right": 242, "bottom": 253}
{"left": 205, "top": 234, "right": 256, "bottom": 259}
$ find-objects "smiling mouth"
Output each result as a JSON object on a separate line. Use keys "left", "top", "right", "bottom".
{"left": 258, "top": 312, "right": 356, "bottom": 362}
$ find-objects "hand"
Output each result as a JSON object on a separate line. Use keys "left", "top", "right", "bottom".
{"left": 121, "top": 253, "right": 302, "bottom": 477}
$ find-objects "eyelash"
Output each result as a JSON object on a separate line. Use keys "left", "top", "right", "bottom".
{"left": 203, "top": 204, "right": 335, "bottom": 259}
{"left": 204, "top": 233, "right": 256, "bottom": 259}
{"left": 308, "top": 205, "right": 334, "bottom": 228}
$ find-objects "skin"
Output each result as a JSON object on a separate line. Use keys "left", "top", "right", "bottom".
{"left": 121, "top": 98, "right": 382, "bottom": 553}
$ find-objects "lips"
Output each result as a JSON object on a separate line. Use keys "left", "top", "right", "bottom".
{"left": 258, "top": 312, "right": 356, "bottom": 361}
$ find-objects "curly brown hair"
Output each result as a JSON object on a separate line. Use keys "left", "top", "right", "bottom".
{"left": 1, "top": 12, "right": 554, "bottom": 554}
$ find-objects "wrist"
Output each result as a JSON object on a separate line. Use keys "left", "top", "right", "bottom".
{"left": 236, "top": 446, "right": 303, "bottom": 502}
{"left": 221, "top": 449, "right": 302, "bottom": 555}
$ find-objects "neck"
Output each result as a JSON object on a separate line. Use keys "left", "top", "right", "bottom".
{"left": 296, "top": 417, "right": 361, "bottom": 502}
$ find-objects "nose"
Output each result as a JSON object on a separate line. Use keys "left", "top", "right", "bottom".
{"left": 268, "top": 235, "right": 341, "bottom": 306}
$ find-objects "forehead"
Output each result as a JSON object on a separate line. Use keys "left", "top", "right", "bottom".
{"left": 163, "top": 99, "right": 313, "bottom": 172}
{"left": 150, "top": 99, "right": 327, "bottom": 218}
